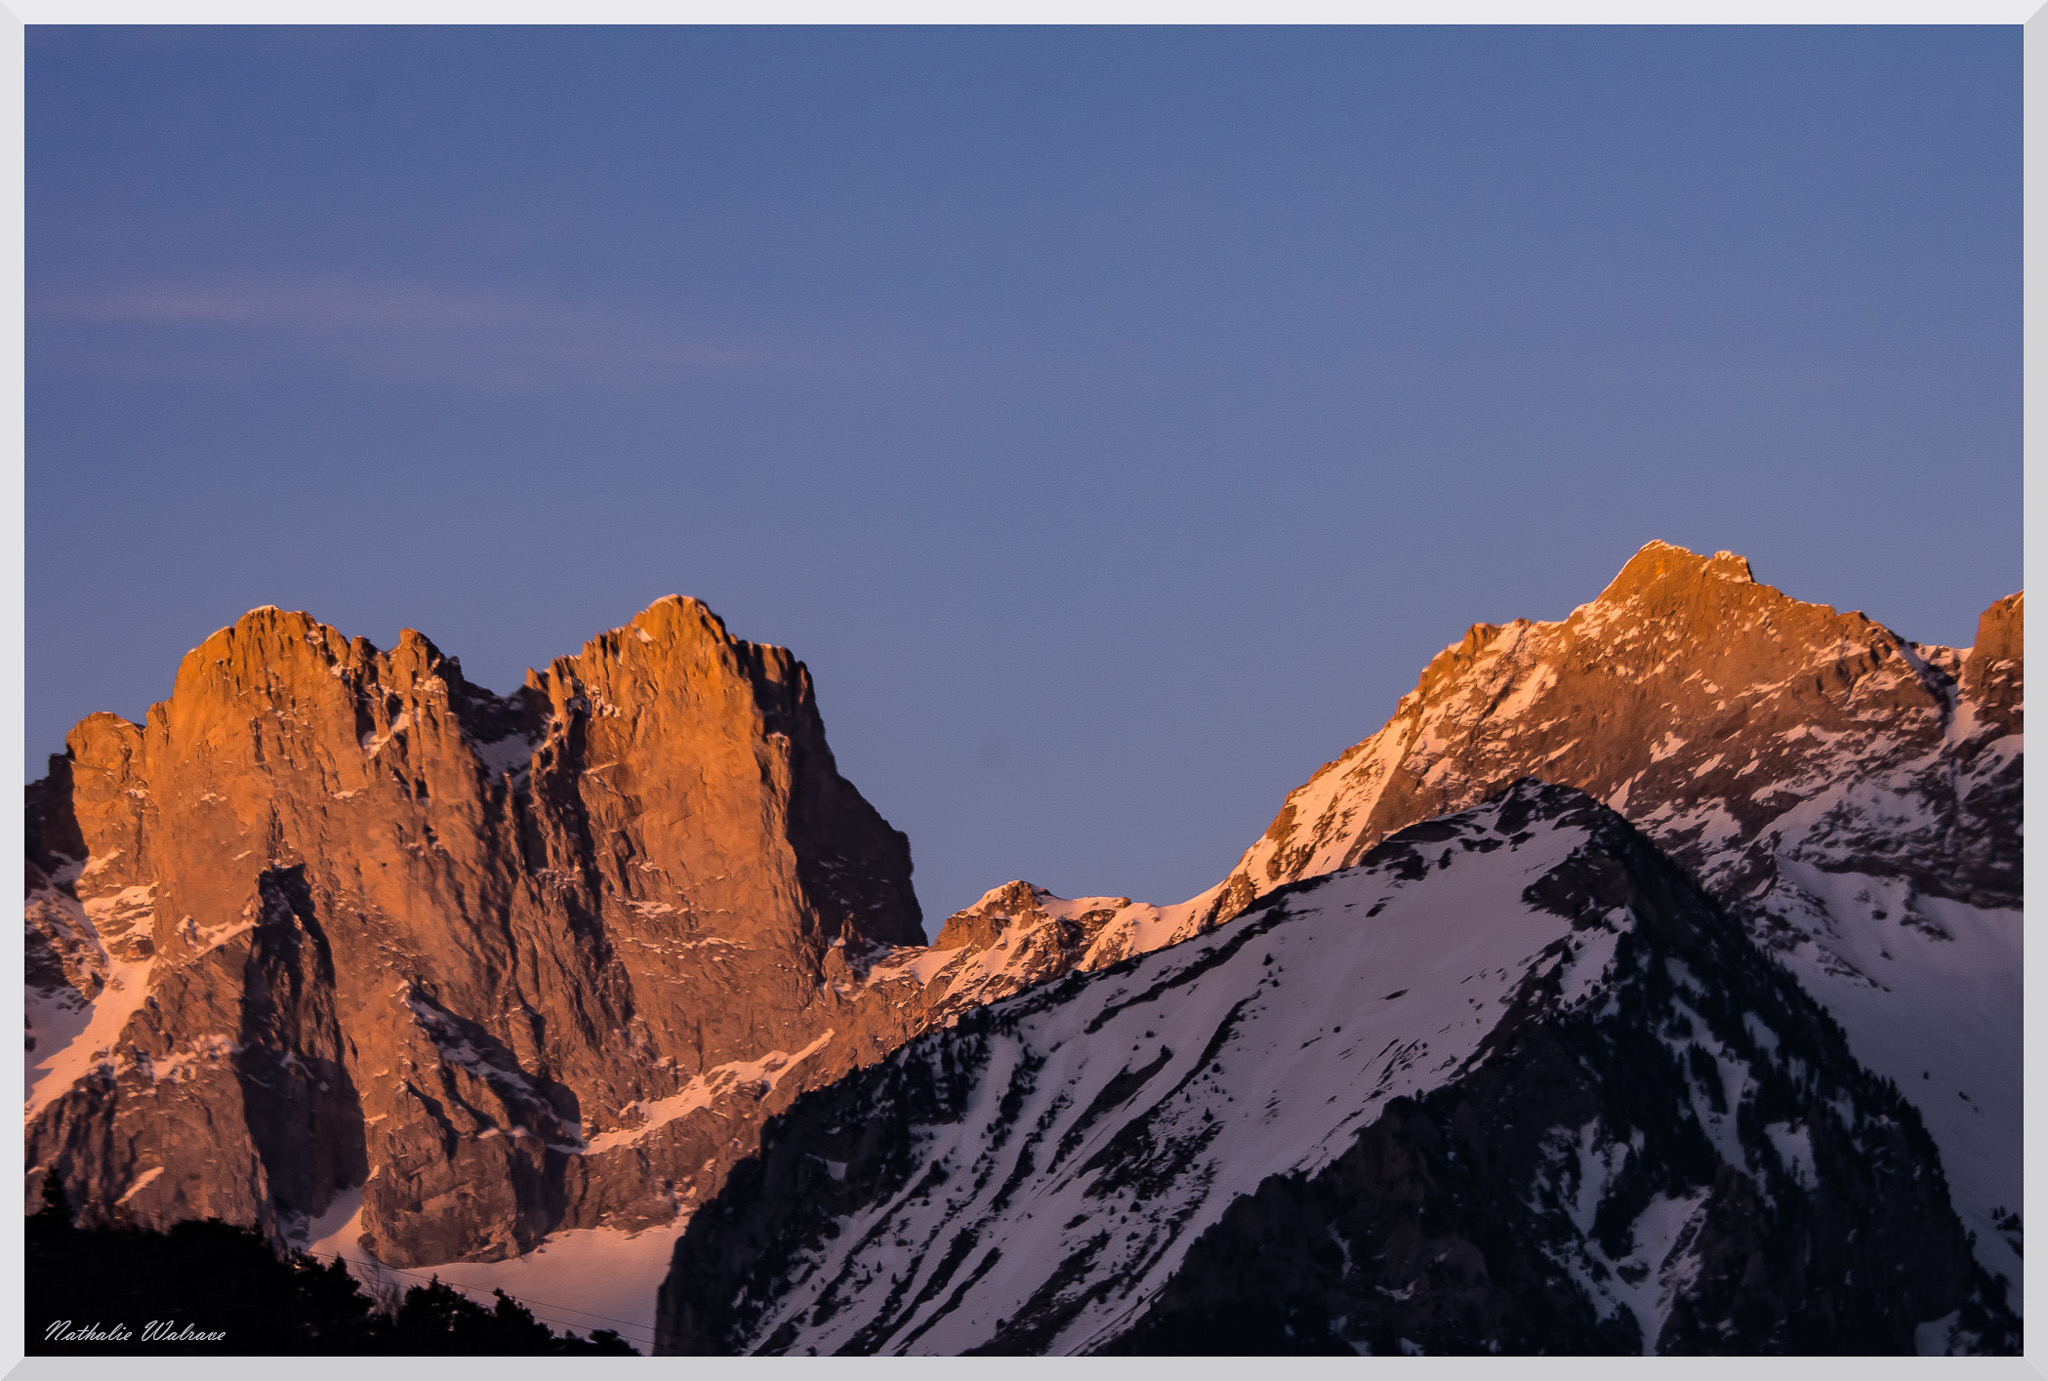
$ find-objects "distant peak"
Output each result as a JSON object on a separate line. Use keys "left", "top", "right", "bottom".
{"left": 205, "top": 604, "right": 332, "bottom": 647}
{"left": 1973, "top": 591, "right": 2024, "bottom": 664}
{"left": 967, "top": 880, "right": 1052, "bottom": 913}
{"left": 1599, "top": 540, "right": 1756, "bottom": 604}
{"left": 1707, "top": 549, "right": 1755, "bottom": 580}
{"left": 627, "top": 594, "right": 732, "bottom": 645}
{"left": 932, "top": 880, "right": 1054, "bottom": 952}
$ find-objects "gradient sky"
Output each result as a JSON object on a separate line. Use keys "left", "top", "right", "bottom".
{"left": 28, "top": 26, "right": 2019, "bottom": 931}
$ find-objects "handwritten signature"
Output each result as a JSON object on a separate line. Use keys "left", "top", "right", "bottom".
{"left": 45, "top": 1320, "right": 227, "bottom": 1344}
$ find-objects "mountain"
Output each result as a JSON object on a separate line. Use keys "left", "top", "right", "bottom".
{"left": 24, "top": 597, "right": 941, "bottom": 1268}
{"left": 1201, "top": 542, "right": 2023, "bottom": 1304}
{"left": 21, "top": 597, "right": 1258, "bottom": 1331}
{"left": 23, "top": 543, "right": 2023, "bottom": 1346}
{"left": 655, "top": 782, "right": 2016, "bottom": 1355}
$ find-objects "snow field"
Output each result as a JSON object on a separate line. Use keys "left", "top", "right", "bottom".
{"left": 738, "top": 807, "right": 1606, "bottom": 1354}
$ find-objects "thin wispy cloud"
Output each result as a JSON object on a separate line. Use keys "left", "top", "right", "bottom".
{"left": 37, "top": 282, "right": 534, "bottom": 329}
{"left": 29, "top": 279, "right": 822, "bottom": 392}
{"left": 30, "top": 278, "right": 1882, "bottom": 409}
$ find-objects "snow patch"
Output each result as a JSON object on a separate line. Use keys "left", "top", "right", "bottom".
{"left": 298, "top": 1188, "right": 671, "bottom": 1351}
{"left": 585, "top": 1030, "right": 835, "bottom": 1155}
{"left": 1490, "top": 663, "right": 1559, "bottom": 722}
{"left": 114, "top": 1165, "right": 164, "bottom": 1207}
{"left": 1767, "top": 860, "right": 2022, "bottom": 1311}
{"left": 360, "top": 712, "right": 410, "bottom": 755}
{"left": 25, "top": 911, "right": 158, "bottom": 1117}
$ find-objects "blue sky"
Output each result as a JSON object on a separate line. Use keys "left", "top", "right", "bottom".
{"left": 28, "top": 26, "right": 2019, "bottom": 928}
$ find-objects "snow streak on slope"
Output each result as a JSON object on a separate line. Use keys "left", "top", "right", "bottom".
{"left": 676, "top": 790, "right": 1614, "bottom": 1353}
{"left": 1765, "top": 862, "right": 2023, "bottom": 1294}
{"left": 664, "top": 782, "right": 2015, "bottom": 1357}
{"left": 585, "top": 1032, "right": 837, "bottom": 1155}
{"left": 24, "top": 864, "right": 159, "bottom": 1119}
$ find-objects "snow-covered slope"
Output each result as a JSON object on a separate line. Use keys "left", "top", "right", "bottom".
{"left": 657, "top": 783, "right": 2015, "bottom": 1355}
{"left": 1201, "top": 543, "right": 2023, "bottom": 1305}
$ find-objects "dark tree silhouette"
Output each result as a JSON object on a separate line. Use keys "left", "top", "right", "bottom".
{"left": 27, "top": 1177, "right": 637, "bottom": 1355}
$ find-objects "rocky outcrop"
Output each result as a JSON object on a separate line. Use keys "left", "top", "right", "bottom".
{"left": 1200, "top": 543, "right": 2023, "bottom": 1304}
{"left": 884, "top": 881, "right": 1218, "bottom": 1005}
{"left": 24, "top": 598, "right": 938, "bottom": 1266}
{"left": 1218, "top": 543, "right": 2018, "bottom": 915}
{"left": 656, "top": 783, "right": 2016, "bottom": 1355}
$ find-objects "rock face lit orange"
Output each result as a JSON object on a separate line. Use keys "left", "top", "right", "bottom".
{"left": 26, "top": 597, "right": 933, "bottom": 1265}
{"left": 1223, "top": 542, "right": 2020, "bottom": 912}
{"left": 23, "top": 545, "right": 2025, "bottom": 1317}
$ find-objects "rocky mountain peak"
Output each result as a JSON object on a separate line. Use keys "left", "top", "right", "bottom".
{"left": 172, "top": 605, "right": 381, "bottom": 694}
{"left": 1575, "top": 541, "right": 1874, "bottom": 666}
{"left": 25, "top": 596, "right": 927, "bottom": 1267}
{"left": 1201, "top": 548, "right": 2024, "bottom": 1311}
{"left": 27, "top": 593, "right": 1258, "bottom": 1301}
{"left": 933, "top": 882, "right": 1050, "bottom": 951}
{"left": 1595, "top": 539, "right": 1757, "bottom": 604}
{"left": 1962, "top": 592, "right": 2023, "bottom": 733}
{"left": 545, "top": 593, "right": 755, "bottom": 683}
{"left": 1229, "top": 544, "right": 1995, "bottom": 902}
{"left": 1975, "top": 590, "right": 2023, "bottom": 658}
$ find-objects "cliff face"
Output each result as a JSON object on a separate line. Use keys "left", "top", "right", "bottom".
{"left": 24, "top": 597, "right": 932, "bottom": 1266}
{"left": 1204, "top": 543, "right": 2024, "bottom": 1303}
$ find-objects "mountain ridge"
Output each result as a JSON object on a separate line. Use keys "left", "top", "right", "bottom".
{"left": 1182, "top": 541, "right": 2022, "bottom": 1305}
{"left": 25, "top": 596, "right": 932, "bottom": 1267}
{"left": 22, "top": 595, "right": 1242, "bottom": 1292}
{"left": 656, "top": 780, "right": 2015, "bottom": 1355}
{"left": 23, "top": 542, "right": 2024, "bottom": 1344}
